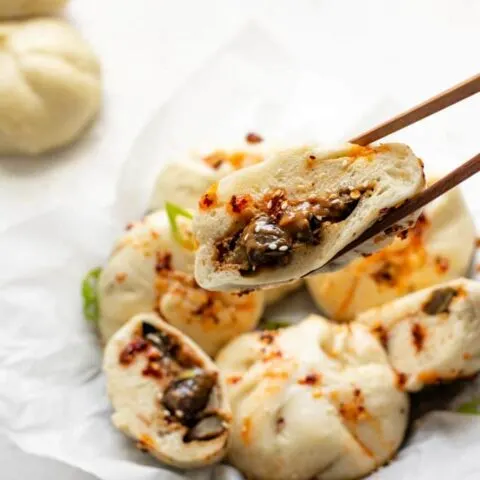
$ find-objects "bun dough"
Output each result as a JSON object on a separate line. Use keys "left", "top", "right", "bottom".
{"left": 98, "top": 210, "right": 264, "bottom": 355}
{"left": 0, "top": 18, "right": 101, "bottom": 155}
{"left": 358, "top": 278, "right": 480, "bottom": 392}
{"left": 148, "top": 145, "right": 265, "bottom": 213}
{"left": 264, "top": 280, "right": 303, "bottom": 306}
{"left": 104, "top": 313, "right": 231, "bottom": 468}
{"left": 194, "top": 143, "right": 425, "bottom": 291}
{"left": 307, "top": 183, "right": 476, "bottom": 321}
{"left": 0, "top": 0, "right": 67, "bottom": 18}
{"left": 216, "top": 315, "right": 408, "bottom": 480}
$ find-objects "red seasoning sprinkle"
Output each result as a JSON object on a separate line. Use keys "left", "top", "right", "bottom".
{"left": 115, "top": 272, "right": 127, "bottom": 284}
{"left": 476, "top": 238, "right": 480, "bottom": 248}
{"left": 119, "top": 338, "right": 148, "bottom": 365}
{"left": 395, "top": 372, "right": 407, "bottom": 390}
{"left": 245, "top": 132, "right": 263, "bottom": 144}
{"left": 434, "top": 256, "right": 450, "bottom": 274}
{"left": 227, "top": 194, "right": 253, "bottom": 214}
{"left": 298, "top": 373, "right": 321, "bottom": 386}
{"left": 411, "top": 322, "right": 426, "bottom": 353}
{"left": 155, "top": 252, "right": 172, "bottom": 272}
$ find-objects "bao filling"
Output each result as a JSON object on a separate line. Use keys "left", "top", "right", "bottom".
{"left": 215, "top": 187, "right": 372, "bottom": 273}
{"left": 119, "top": 321, "right": 227, "bottom": 442}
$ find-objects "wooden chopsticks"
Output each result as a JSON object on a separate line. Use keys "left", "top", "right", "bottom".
{"left": 332, "top": 152, "right": 480, "bottom": 262}
{"left": 330, "top": 73, "right": 480, "bottom": 264}
{"left": 350, "top": 73, "right": 480, "bottom": 146}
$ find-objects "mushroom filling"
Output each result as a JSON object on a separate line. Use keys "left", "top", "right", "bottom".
{"left": 422, "top": 287, "right": 458, "bottom": 315}
{"left": 119, "top": 322, "right": 227, "bottom": 442}
{"left": 215, "top": 187, "right": 371, "bottom": 273}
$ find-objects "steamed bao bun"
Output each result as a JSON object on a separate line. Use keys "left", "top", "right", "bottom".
{"left": 104, "top": 313, "right": 231, "bottom": 468}
{"left": 147, "top": 141, "right": 303, "bottom": 305}
{"left": 194, "top": 143, "right": 425, "bottom": 292}
{"left": 0, "top": 18, "right": 101, "bottom": 155}
{"left": 307, "top": 183, "right": 476, "bottom": 321}
{"left": 358, "top": 278, "right": 480, "bottom": 392}
{"left": 98, "top": 209, "right": 264, "bottom": 355}
{"left": 0, "top": 0, "right": 67, "bottom": 18}
{"left": 216, "top": 315, "right": 409, "bottom": 480}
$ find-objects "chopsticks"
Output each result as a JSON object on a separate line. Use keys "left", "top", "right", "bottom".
{"left": 330, "top": 73, "right": 480, "bottom": 264}
{"left": 332, "top": 152, "right": 480, "bottom": 262}
{"left": 350, "top": 73, "right": 480, "bottom": 145}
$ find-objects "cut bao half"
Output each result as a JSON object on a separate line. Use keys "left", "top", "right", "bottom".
{"left": 104, "top": 313, "right": 231, "bottom": 468}
{"left": 194, "top": 143, "right": 425, "bottom": 291}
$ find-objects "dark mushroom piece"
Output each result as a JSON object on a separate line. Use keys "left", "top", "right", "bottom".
{"left": 242, "top": 216, "right": 293, "bottom": 268}
{"left": 184, "top": 414, "right": 227, "bottom": 442}
{"left": 422, "top": 287, "right": 458, "bottom": 315}
{"left": 162, "top": 369, "right": 218, "bottom": 424}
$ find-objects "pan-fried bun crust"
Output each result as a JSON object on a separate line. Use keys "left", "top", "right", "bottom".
{"left": 194, "top": 143, "right": 425, "bottom": 292}
{"left": 216, "top": 315, "right": 409, "bottom": 480}
{"left": 358, "top": 278, "right": 480, "bottom": 392}
{"left": 104, "top": 313, "right": 231, "bottom": 468}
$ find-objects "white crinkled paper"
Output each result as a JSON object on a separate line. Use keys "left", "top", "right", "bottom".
{"left": 0, "top": 25, "right": 479, "bottom": 480}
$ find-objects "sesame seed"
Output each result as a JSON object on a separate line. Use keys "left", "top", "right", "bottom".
{"left": 267, "top": 200, "right": 273, "bottom": 209}
{"left": 342, "top": 159, "right": 349, "bottom": 167}
{"left": 255, "top": 226, "right": 261, "bottom": 233}
{"left": 244, "top": 233, "right": 249, "bottom": 241}
{"left": 281, "top": 201, "right": 288, "bottom": 209}
{"left": 268, "top": 243, "right": 278, "bottom": 250}
{"left": 279, "top": 245, "right": 289, "bottom": 252}
{"left": 350, "top": 190, "right": 361, "bottom": 199}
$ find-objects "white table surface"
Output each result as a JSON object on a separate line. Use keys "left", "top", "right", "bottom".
{"left": 1, "top": 0, "right": 479, "bottom": 478}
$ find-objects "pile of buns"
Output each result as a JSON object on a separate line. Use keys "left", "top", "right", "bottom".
{"left": 96, "top": 136, "right": 479, "bottom": 480}
{"left": 0, "top": 0, "right": 101, "bottom": 155}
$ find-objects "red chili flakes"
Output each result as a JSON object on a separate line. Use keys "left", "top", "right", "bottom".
{"left": 203, "top": 151, "right": 226, "bottom": 170}
{"left": 246, "top": 132, "right": 263, "bottom": 144}
{"left": 227, "top": 194, "right": 253, "bottom": 215}
{"left": 192, "top": 296, "right": 214, "bottom": 316}
{"left": 275, "top": 416, "right": 285, "bottom": 433}
{"left": 136, "top": 434, "right": 155, "bottom": 452}
{"left": 395, "top": 372, "right": 407, "bottom": 390}
{"left": 241, "top": 417, "right": 252, "bottom": 445}
{"left": 142, "top": 362, "right": 163, "bottom": 378}
{"left": 119, "top": 337, "right": 148, "bottom": 365}
{"left": 434, "top": 256, "right": 450, "bottom": 274}
{"left": 227, "top": 375, "right": 242, "bottom": 385}
{"left": 476, "top": 238, "right": 480, "bottom": 248}
{"left": 261, "top": 348, "right": 283, "bottom": 362}
{"left": 306, "top": 154, "right": 317, "bottom": 169}
{"left": 411, "top": 322, "right": 426, "bottom": 353}
{"left": 371, "top": 324, "right": 389, "bottom": 350}
{"left": 463, "top": 352, "right": 472, "bottom": 360}
{"left": 298, "top": 373, "right": 321, "bottom": 386}
{"left": 155, "top": 252, "right": 172, "bottom": 273}
{"left": 339, "top": 388, "right": 367, "bottom": 422}
{"left": 199, "top": 183, "right": 218, "bottom": 211}
{"left": 115, "top": 272, "right": 127, "bottom": 284}
{"left": 126, "top": 222, "right": 135, "bottom": 231}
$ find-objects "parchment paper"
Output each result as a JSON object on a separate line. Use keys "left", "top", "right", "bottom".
{"left": 0, "top": 25, "right": 479, "bottom": 480}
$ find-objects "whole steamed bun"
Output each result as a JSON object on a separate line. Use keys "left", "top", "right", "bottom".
{"left": 0, "top": 18, "right": 101, "bottom": 155}
{"left": 0, "top": 0, "right": 67, "bottom": 18}
{"left": 216, "top": 315, "right": 409, "bottom": 480}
